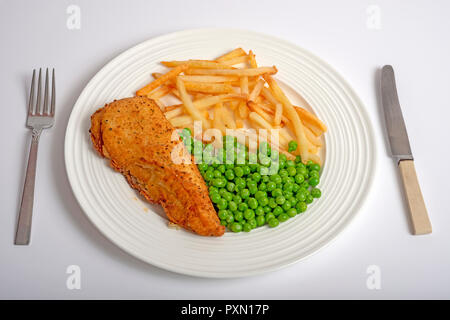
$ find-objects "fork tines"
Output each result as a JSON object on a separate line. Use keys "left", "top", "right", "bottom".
{"left": 28, "top": 68, "right": 55, "bottom": 117}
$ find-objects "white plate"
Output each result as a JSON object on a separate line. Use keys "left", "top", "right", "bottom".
{"left": 65, "top": 29, "right": 376, "bottom": 278}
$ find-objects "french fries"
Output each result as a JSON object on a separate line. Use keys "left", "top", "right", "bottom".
{"left": 137, "top": 64, "right": 188, "bottom": 96}
{"left": 136, "top": 48, "right": 327, "bottom": 164}
{"left": 185, "top": 66, "right": 278, "bottom": 77}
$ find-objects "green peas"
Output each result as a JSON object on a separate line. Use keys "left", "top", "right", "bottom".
{"left": 210, "top": 193, "right": 221, "bottom": 203}
{"left": 213, "top": 178, "right": 226, "bottom": 188}
{"left": 231, "top": 222, "right": 243, "bottom": 233}
{"left": 268, "top": 198, "right": 277, "bottom": 208}
{"left": 234, "top": 166, "right": 244, "bottom": 177}
{"left": 243, "top": 223, "right": 252, "bottom": 232}
{"left": 270, "top": 174, "right": 282, "bottom": 184}
{"left": 233, "top": 194, "right": 242, "bottom": 204}
{"left": 300, "top": 181, "right": 309, "bottom": 189}
{"left": 249, "top": 185, "right": 258, "bottom": 195}
{"left": 247, "top": 180, "right": 257, "bottom": 190}
{"left": 292, "top": 183, "right": 300, "bottom": 193}
{"left": 219, "top": 188, "right": 228, "bottom": 196}
{"left": 266, "top": 181, "right": 276, "bottom": 191}
{"left": 279, "top": 169, "right": 288, "bottom": 178}
{"left": 204, "top": 171, "right": 214, "bottom": 181}
{"left": 287, "top": 166, "right": 297, "bottom": 176}
{"left": 288, "top": 196, "right": 297, "bottom": 207}
{"left": 279, "top": 159, "right": 286, "bottom": 169}
{"left": 287, "top": 208, "right": 297, "bottom": 217}
{"left": 252, "top": 172, "right": 261, "bottom": 182}
{"left": 278, "top": 213, "right": 289, "bottom": 222}
{"left": 310, "top": 163, "right": 321, "bottom": 172}
{"left": 238, "top": 202, "right": 248, "bottom": 212}
{"left": 235, "top": 178, "right": 246, "bottom": 190}
{"left": 295, "top": 190, "right": 306, "bottom": 202}
{"left": 258, "top": 197, "right": 269, "bottom": 207}
{"left": 258, "top": 182, "right": 267, "bottom": 191}
{"left": 217, "top": 198, "right": 228, "bottom": 209}
{"left": 225, "top": 214, "right": 234, "bottom": 223}
{"left": 247, "top": 198, "right": 258, "bottom": 209}
{"left": 220, "top": 220, "right": 227, "bottom": 226}
{"left": 295, "top": 174, "right": 304, "bottom": 184}
{"left": 305, "top": 194, "right": 314, "bottom": 204}
{"left": 308, "top": 177, "right": 320, "bottom": 187}
{"left": 265, "top": 213, "right": 276, "bottom": 222}
{"left": 295, "top": 155, "right": 302, "bottom": 163}
{"left": 286, "top": 160, "right": 295, "bottom": 168}
{"left": 272, "top": 188, "right": 283, "bottom": 198}
{"left": 288, "top": 140, "right": 298, "bottom": 152}
{"left": 247, "top": 218, "right": 257, "bottom": 229}
{"left": 268, "top": 218, "right": 279, "bottom": 228}
{"left": 225, "top": 169, "right": 235, "bottom": 180}
{"left": 240, "top": 188, "right": 250, "bottom": 199}
{"left": 226, "top": 182, "right": 235, "bottom": 192}
{"left": 234, "top": 211, "right": 244, "bottom": 221}
{"left": 311, "top": 188, "right": 322, "bottom": 198}
{"left": 213, "top": 170, "right": 222, "bottom": 178}
{"left": 198, "top": 163, "right": 208, "bottom": 172}
{"left": 228, "top": 201, "right": 238, "bottom": 212}
{"left": 262, "top": 175, "right": 270, "bottom": 183}
{"left": 282, "top": 201, "right": 291, "bottom": 211}
{"left": 256, "top": 215, "right": 265, "bottom": 226}
{"left": 273, "top": 206, "right": 283, "bottom": 216}
{"left": 218, "top": 209, "right": 228, "bottom": 220}
{"left": 255, "top": 207, "right": 265, "bottom": 216}
{"left": 244, "top": 209, "right": 255, "bottom": 220}
{"left": 275, "top": 195, "right": 286, "bottom": 205}
{"left": 222, "top": 192, "right": 233, "bottom": 202}
{"left": 283, "top": 183, "right": 294, "bottom": 193}
{"left": 263, "top": 206, "right": 271, "bottom": 213}
{"left": 309, "top": 170, "right": 320, "bottom": 179}
{"left": 296, "top": 202, "right": 307, "bottom": 213}
{"left": 255, "top": 191, "right": 266, "bottom": 200}
{"left": 242, "top": 165, "right": 251, "bottom": 176}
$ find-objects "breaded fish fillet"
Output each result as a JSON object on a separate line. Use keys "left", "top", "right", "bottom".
{"left": 89, "top": 96, "right": 225, "bottom": 236}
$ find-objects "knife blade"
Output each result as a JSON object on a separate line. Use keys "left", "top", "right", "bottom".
{"left": 381, "top": 65, "right": 414, "bottom": 163}
{"left": 380, "top": 65, "right": 432, "bottom": 235}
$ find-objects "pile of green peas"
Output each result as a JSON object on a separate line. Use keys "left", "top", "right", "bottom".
{"left": 179, "top": 128, "right": 322, "bottom": 233}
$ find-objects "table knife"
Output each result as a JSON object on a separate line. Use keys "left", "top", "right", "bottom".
{"left": 381, "top": 65, "right": 432, "bottom": 235}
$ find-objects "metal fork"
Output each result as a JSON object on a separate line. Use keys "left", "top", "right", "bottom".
{"left": 15, "top": 68, "right": 55, "bottom": 245}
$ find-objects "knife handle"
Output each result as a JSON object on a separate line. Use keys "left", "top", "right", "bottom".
{"left": 398, "top": 160, "right": 432, "bottom": 235}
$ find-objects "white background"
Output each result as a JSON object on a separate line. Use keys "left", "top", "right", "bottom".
{"left": 1, "top": 0, "right": 449, "bottom": 299}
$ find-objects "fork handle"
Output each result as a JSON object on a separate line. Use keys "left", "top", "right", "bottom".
{"left": 15, "top": 129, "right": 41, "bottom": 245}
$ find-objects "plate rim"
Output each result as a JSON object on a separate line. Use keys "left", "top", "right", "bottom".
{"left": 64, "top": 27, "right": 377, "bottom": 278}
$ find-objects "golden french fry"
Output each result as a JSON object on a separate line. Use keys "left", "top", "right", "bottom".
{"left": 148, "top": 85, "right": 171, "bottom": 99}
{"left": 137, "top": 64, "right": 188, "bottom": 96}
{"left": 152, "top": 98, "right": 165, "bottom": 110}
{"left": 304, "top": 126, "right": 323, "bottom": 147}
{"left": 183, "top": 81, "right": 234, "bottom": 94}
{"left": 240, "top": 76, "right": 249, "bottom": 96}
{"left": 261, "top": 87, "right": 280, "bottom": 105}
{"left": 176, "top": 77, "right": 210, "bottom": 129}
{"left": 169, "top": 115, "right": 193, "bottom": 127}
{"left": 263, "top": 75, "right": 309, "bottom": 160}
{"left": 238, "top": 100, "right": 249, "bottom": 119}
{"left": 216, "top": 48, "right": 247, "bottom": 62}
{"left": 274, "top": 103, "right": 283, "bottom": 126}
{"left": 248, "top": 50, "right": 258, "bottom": 68}
{"left": 192, "top": 93, "right": 246, "bottom": 110}
{"left": 161, "top": 60, "right": 233, "bottom": 69}
{"left": 294, "top": 106, "right": 327, "bottom": 133}
{"left": 248, "top": 78, "right": 265, "bottom": 102}
{"left": 178, "top": 75, "right": 239, "bottom": 83}
{"left": 185, "top": 66, "right": 277, "bottom": 77}
{"left": 221, "top": 55, "right": 249, "bottom": 66}
{"left": 164, "top": 107, "right": 184, "bottom": 120}
{"left": 248, "top": 111, "right": 290, "bottom": 147}
{"left": 213, "top": 103, "right": 227, "bottom": 134}
{"left": 221, "top": 104, "right": 237, "bottom": 129}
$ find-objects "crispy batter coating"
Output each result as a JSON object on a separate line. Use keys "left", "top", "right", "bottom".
{"left": 90, "top": 96, "right": 225, "bottom": 236}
